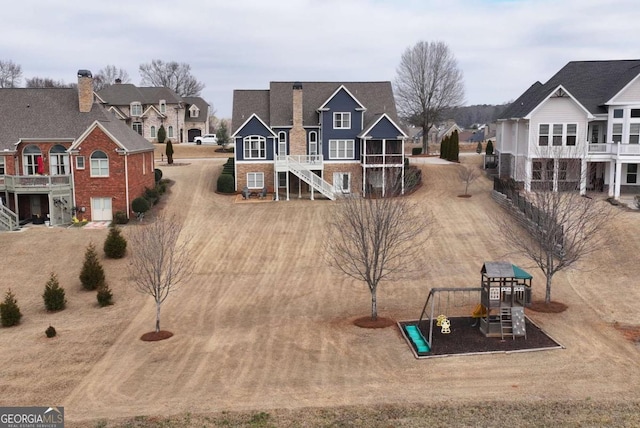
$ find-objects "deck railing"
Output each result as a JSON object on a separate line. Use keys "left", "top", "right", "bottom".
{"left": 0, "top": 175, "right": 71, "bottom": 192}
{"left": 588, "top": 143, "right": 640, "bottom": 156}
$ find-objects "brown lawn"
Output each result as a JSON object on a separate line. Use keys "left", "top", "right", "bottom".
{"left": 1, "top": 145, "right": 639, "bottom": 426}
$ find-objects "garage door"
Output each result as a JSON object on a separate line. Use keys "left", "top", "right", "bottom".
{"left": 91, "top": 197, "right": 112, "bottom": 221}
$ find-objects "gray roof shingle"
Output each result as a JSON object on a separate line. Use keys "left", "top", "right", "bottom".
{"left": 97, "top": 83, "right": 182, "bottom": 105}
{"left": 499, "top": 60, "right": 640, "bottom": 119}
{"left": 232, "top": 81, "right": 400, "bottom": 133}
{"left": 183, "top": 96, "right": 210, "bottom": 123}
{"left": 0, "top": 88, "right": 153, "bottom": 153}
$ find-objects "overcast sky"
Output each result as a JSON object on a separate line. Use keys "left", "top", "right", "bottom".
{"left": 3, "top": 0, "right": 640, "bottom": 119}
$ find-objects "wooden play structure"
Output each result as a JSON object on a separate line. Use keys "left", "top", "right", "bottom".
{"left": 400, "top": 261, "right": 534, "bottom": 356}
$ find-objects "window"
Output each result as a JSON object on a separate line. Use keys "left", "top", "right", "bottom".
{"left": 132, "top": 122, "right": 143, "bottom": 135}
{"left": 539, "top": 124, "right": 549, "bottom": 146}
{"left": 159, "top": 100, "right": 166, "bottom": 114}
{"left": 532, "top": 159, "right": 554, "bottom": 181}
{"left": 627, "top": 164, "right": 638, "bottom": 184}
{"left": 0, "top": 156, "right": 4, "bottom": 175}
{"left": 243, "top": 135, "right": 266, "bottom": 159}
{"left": 552, "top": 124, "right": 563, "bottom": 146}
{"left": 328, "top": 139, "right": 354, "bottom": 159}
{"left": 333, "top": 172, "right": 350, "bottom": 193}
{"left": 566, "top": 124, "right": 577, "bottom": 146}
{"left": 558, "top": 160, "right": 568, "bottom": 181}
{"left": 612, "top": 123, "right": 623, "bottom": 143}
{"left": 630, "top": 124, "right": 640, "bottom": 144}
{"left": 130, "top": 102, "right": 142, "bottom": 116}
{"left": 632, "top": 109, "right": 640, "bottom": 118}
{"left": 23, "top": 145, "right": 42, "bottom": 175}
{"left": 247, "top": 172, "right": 264, "bottom": 189}
{"left": 613, "top": 109, "right": 624, "bottom": 118}
{"left": 168, "top": 126, "right": 174, "bottom": 138}
{"left": 278, "top": 131, "right": 287, "bottom": 156}
{"left": 49, "top": 144, "right": 69, "bottom": 175}
{"left": 309, "top": 131, "right": 318, "bottom": 156}
{"left": 189, "top": 105, "right": 199, "bottom": 118}
{"left": 333, "top": 112, "right": 351, "bottom": 129}
{"left": 278, "top": 172, "right": 287, "bottom": 188}
{"left": 150, "top": 126, "right": 156, "bottom": 138}
{"left": 76, "top": 156, "right": 85, "bottom": 170}
{"left": 90, "top": 150, "right": 109, "bottom": 177}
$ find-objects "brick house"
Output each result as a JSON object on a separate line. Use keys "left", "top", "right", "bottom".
{"left": 96, "top": 83, "right": 210, "bottom": 143}
{"left": 231, "top": 81, "right": 407, "bottom": 200}
{"left": 0, "top": 70, "right": 155, "bottom": 230}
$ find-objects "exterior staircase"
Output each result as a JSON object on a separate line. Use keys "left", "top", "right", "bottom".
{"left": 0, "top": 205, "right": 19, "bottom": 231}
{"left": 283, "top": 156, "right": 336, "bottom": 200}
{"left": 499, "top": 306, "right": 514, "bottom": 340}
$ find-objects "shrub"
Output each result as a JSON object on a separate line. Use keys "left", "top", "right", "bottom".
{"left": 132, "top": 197, "right": 151, "bottom": 217}
{"left": 157, "top": 181, "right": 167, "bottom": 194}
{"left": 0, "top": 289, "right": 22, "bottom": 327}
{"left": 411, "top": 147, "right": 422, "bottom": 155}
{"left": 97, "top": 284, "right": 114, "bottom": 307}
{"left": 166, "top": 140, "right": 174, "bottom": 164}
{"left": 104, "top": 225, "right": 127, "bottom": 259}
{"left": 43, "top": 272, "right": 66, "bottom": 311}
{"left": 113, "top": 211, "right": 129, "bottom": 225}
{"left": 217, "top": 174, "right": 235, "bottom": 193}
{"left": 144, "top": 187, "right": 160, "bottom": 205}
{"left": 476, "top": 141, "right": 483, "bottom": 153}
{"left": 157, "top": 125, "right": 166, "bottom": 144}
{"left": 486, "top": 140, "right": 494, "bottom": 155}
{"left": 154, "top": 168, "right": 163, "bottom": 183}
{"left": 80, "top": 243, "right": 105, "bottom": 291}
{"left": 45, "top": 325, "right": 57, "bottom": 338}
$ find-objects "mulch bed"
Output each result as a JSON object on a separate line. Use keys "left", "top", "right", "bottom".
{"left": 353, "top": 316, "right": 395, "bottom": 329}
{"left": 399, "top": 317, "right": 562, "bottom": 358}
{"left": 140, "top": 330, "right": 174, "bottom": 342}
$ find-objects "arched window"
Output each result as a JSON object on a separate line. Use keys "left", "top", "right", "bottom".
{"left": 278, "top": 131, "right": 287, "bottom": 156}
{"left": 23, "top": 145, "right": 42, "bottom": 175}
{"left": 168, "top": 126, "right": 174, "bottom": 138}
{"left": 90, "top": 150, "right": 109, "bottom": 177}
{"left": 150, "top": 126, "right": 157, "bottom": 138}
{"left": 243, "top": 135, "right": 266, "bottom": 159}
{"left": 49, "top": 144, "right": 70, "bottom": 175}
{"left": 308, "top": 131, "right": 318, "bottom": 156}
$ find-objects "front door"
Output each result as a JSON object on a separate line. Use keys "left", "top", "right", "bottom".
{"left": 91, "top": 197, "right": 112, "bottom": 221}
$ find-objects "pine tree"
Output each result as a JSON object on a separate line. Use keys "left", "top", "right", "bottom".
{"left": 97, "top": 284, "right": 114, "bottom": 307}
{"left": 157, "top": 125, "right": 166, "bottom": 144}
{"left": 0, "top": 289, "right": 22, "bottom": 327}
{"left": 476, "top": 141, "right": 482, "bottom": 154}
{"left": 79, "top": 243, "right": 105, "bottom": 291}
{"left": 104, "top": 224, "right": 127, "bottom": 259}
{"left": 166, "top": 140, "right": 174, "bottom": 164}
{"left": 451, "top": 130, "right": 460, "bottom": 162}
{"left": 43, "top": 272, "right": 66, "bottom": 311}
{"left": 441, "top": 136, "right": 450, "bottom": 160}
{"left": 486, "top": 140, "right": 494, "bottom": 155}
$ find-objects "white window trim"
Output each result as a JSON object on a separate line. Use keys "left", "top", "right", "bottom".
{"left": 130, "top": 102, "right": 142, "bottom": 117}
{"left": 168, "top": 126, "right": 174, "bottom": 138}
{"left": 189, "top": 105, "right": 199, "bottom": 118}
{"left": 247, "top": 172, "right": 264, "bottom": 189}
{"left": 75, "top": 156, "right": 85, "bottom": 170}
{"left": 328, "top": 139, "right": 355, "bottom": 159}
{"left": 159, "top": 100, "right": 166, "bottom": 114}
{"left": 0, "top": 156, "right": 5, "bottom": 174}
{"left": 90, "top": 151, "right": 109, "bottom": 177}
{"left": 243, "top": 135, "right": 267, "bottom": 159}
{"left": 538, "top": 123, "right": 578, "bottom": 146}
{"left": 333, "top": 172, "right": 351, "bottom": 193}
{"left": 333, "top": 112, "right": 351, "bottom": 129}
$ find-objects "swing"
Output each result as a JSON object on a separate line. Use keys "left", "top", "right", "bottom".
{"left": 440, "top": 317, "right": 451, "bottom": 334}
{"left": 438, "top": 293, "right": 451, "bottom": 334}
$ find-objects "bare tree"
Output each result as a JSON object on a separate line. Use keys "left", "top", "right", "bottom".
{"left": 139, "top": 59, "right": 205, "bottom": 97}
{"left": 25, "top": 76, "right": 69, "bottom": 88}
{"left": 394, "top": 41, "right": 465, "bottom": 155}
{"left": 0, "top": 60, "right": 22, "bottom": 88}
{"left": 324, "top": 189, "right": 432, "bottom": 320}
{"left": 496, "top": 157, "right": 614, "bottom": 304}
{"left": 458, "top": 164, "right": 480, "bottom": 196}
{"left": 94, "top": 65, "right": 131, "bottom": 91}
{"left": 128, "top": 215, "right": 193, "bottom": 333}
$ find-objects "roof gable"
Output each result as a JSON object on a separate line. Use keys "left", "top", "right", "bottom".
{"left": 359, "top": 113, "right": 407, "bottom": 139}
{"left": 318, "top": 85, "right": 365, "bottom": 111}
{"left": 524, "top": 85, "right": 593, "bottom": 120}
{"left": 606, "top": 72, "right": 640, "bottom": 105}
{"left": 231, "top": 113, "right": 276, "bottom": 138}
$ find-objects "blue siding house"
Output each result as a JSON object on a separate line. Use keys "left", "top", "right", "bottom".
{"left": 231, "top": 81, "right": 407, "bottom": 200}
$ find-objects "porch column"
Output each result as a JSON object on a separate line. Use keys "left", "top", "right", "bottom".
{"left": 553, "top": 159, "right": 559, "bottom": 192}
{"left": 524, "top": 159, "right": 532, "bottom": 192}
{"left": 608, "top": 161, "right": 616, "bottom": 197}
{"left": 274, "top": 170, "right": 279, "bottom": 201}
{"left": 580, "top": 158, "right": 587, "bottom": 195}
{"left": 614, "top": 160, "right": 622, "bottom": 199}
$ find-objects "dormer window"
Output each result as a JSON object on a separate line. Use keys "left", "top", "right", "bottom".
{"left": 189, "top": 105, "right": 199, "bottom": 118}
{"left": 159, "top": 100, "right": 166, "bottom": 114}
{"left": 131, "top": 102, "right": 142, "bottom": 117}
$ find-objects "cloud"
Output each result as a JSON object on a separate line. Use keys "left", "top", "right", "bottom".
{"left": 2, "top": 0, "right": 640, "bottom": 118}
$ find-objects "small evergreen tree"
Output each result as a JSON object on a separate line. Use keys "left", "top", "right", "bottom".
{"left": 0, "top": 289, "right": 22, "bottom": 327}
{"left": 157, "top": 125, "right": 166, "bottom": 144}
{"left": 486, "top": 140, "right": 494, "bottom": 155}
{"left": 43, "top": 272, "right": 66, "bottom": 311}
{"left": 476, "top": 141, "right": 482, "bottom": 153}
{"left": 80, "top": 243, "right": 105, "bottom": 291}
{"left": 166, "top": 140, "right": 174, "bottom": 164}
{"left": 104, "top": 225, "right": 127, "bottom": 259}
{"left": 440, "top": 135, "right": 450, "bottom": 160}
{"left": 451, "top": 130, "right": 460, "bottom": 162}
{"left": 97, "top": 284, "right": 114, "bottom": 307}
{"left": 45, "top": 325, "right": 57, "bottom": 338}
{"left": 217, "top": 121, "right": 230, "bottom": 147}
{"left": 132, "top": 197, "right": 151, "bottom": 220}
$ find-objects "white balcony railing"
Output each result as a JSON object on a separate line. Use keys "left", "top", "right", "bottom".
{"left": 0, "top": 175, "right": 72, "bottom": 192}
{"left": 588, "top": 143, "right": 640, "bottom": 156}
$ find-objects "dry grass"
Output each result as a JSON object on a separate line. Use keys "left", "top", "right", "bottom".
{"left": 2, "top": 147, "right": 640, "bottom": 427}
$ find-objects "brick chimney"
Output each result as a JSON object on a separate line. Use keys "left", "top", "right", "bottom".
{"left": 289, "top": 82, "right": 306, "bottom": 156}
{"left": 77, "top": 69, "right": 93, "bottom": 113}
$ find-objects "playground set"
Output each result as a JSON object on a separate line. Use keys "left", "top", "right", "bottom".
{"left": 400, "top": 261, "right": 534, "bottom": 358}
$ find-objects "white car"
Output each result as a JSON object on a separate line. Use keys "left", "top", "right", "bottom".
{"left": 194, "top": 134, "right": 218, "bottom": 145}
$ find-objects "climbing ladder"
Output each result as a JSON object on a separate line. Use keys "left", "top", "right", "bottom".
{"left": 499, "top": 306, "right": 514, "bottom": 340}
